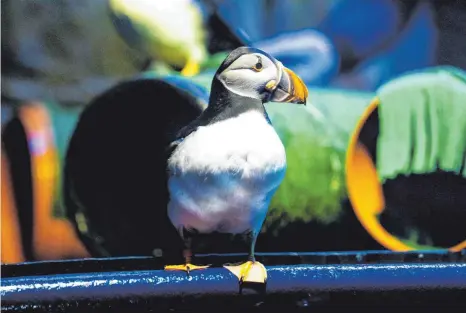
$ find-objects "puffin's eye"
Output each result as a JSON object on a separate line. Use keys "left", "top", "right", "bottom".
{"left": 252, "top": 62, "right": 263, "bottom": 72}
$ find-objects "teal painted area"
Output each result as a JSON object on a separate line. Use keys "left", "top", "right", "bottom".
{"left": 46, "top": 103, "right": 85, "bottom": 217}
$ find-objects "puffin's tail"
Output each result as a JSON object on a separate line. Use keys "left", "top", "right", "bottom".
{"left": 63, "top": 76, "right": 208, "bottom": 258}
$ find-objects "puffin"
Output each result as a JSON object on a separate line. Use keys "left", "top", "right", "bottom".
{"left": 63, "top": 46, "right": 308, "bottom": 290}
{"left": 163, "top": 46, "right": 308, "bottom": 287}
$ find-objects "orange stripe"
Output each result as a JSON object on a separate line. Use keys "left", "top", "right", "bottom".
{"left": 449, "top": 240, "right": 466, "bottom": 252}
{"left": 19, "top": 103, "right": 90, "bottom": 260}
{"left": 346, "top": 98, "right": 413, "bottom": 251}
{"left": 1, "top": 151, "right": 26, "bottom": 263}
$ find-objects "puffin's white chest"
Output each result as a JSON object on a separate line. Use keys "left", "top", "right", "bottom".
{"left": 167, "top": 111, "right": 286, "bottom": 234}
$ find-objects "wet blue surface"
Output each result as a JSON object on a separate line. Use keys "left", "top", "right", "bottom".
{"left": 2, "top": 263, "right": 466, "bottom": 303}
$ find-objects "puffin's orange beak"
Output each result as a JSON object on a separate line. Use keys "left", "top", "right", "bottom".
{"left": 268, "top": 66, "right": 308, "bottom": 105}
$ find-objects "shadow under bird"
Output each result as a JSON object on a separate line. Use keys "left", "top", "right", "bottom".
{"left": 163, "top": 47, "right": 308, "bottom": 289}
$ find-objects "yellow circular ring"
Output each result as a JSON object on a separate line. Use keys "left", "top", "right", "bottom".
{"left": 345, "top": 97, "right": 466, "bottom": 252}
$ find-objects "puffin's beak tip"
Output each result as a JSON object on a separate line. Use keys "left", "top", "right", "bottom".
{"left": 270, "top": 66, "right": 308, "bottom": 105}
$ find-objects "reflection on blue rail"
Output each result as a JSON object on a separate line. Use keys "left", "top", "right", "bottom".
{"left": 2, "top": 263, "right": 466, "bottom": 303}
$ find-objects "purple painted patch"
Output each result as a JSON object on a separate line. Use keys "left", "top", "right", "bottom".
{"left": 28, "top": 131, "right": 49, "bottom": 156}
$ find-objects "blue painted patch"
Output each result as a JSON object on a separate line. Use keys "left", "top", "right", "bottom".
{"left": 131, "top": 74, "right": 210, "bottom": 109}
{"left": 255, "top": 29, "right": 340, "bottom": 87}
{"left": 163, "top": 75, "right": 210, "bottom": 107}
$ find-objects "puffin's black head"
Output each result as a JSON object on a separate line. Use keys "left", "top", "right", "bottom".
{"left": 213, "top": 47, "right": 308, "bottom": 105}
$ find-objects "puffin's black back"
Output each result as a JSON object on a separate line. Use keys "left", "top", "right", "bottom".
{"left": 64, "top": 78, "right": 205, "bottom": 262}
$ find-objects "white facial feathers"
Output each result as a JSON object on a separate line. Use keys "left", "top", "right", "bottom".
{"left": 217, "top": 53, "right": 279, "bottom": 99}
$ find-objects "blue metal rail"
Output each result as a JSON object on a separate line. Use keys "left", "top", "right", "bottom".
{"left": 2, "top": 263, "right": 466, "bottom": 302}
{"left": 2, "top": 251, "right": 466, "bottom": 311}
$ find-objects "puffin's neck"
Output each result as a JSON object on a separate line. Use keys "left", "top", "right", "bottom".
{"left": 203, "top": 78, "right": 267, "bottom": 124}
{"left": 174, "top": 78, "right": 271, "bottom": 140}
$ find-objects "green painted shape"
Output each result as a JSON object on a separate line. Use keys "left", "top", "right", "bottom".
{"left": 265, "top": 90, "right": 372, "bottom": 225}
{"left": 401, "top": 238, "right": 440, "bottom": 251}
{"left": 377, "top": 66, "right": 466, "bottom": 182}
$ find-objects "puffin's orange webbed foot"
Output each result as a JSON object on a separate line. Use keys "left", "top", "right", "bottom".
{"left": 224, "top": 260, "right": 267, "bottom": 284}
{"left": 164, "top": 263, "right": 209, "bottom": 274}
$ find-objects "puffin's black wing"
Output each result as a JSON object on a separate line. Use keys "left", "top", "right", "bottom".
{"left": 63, "top": 78, "right": 205, "bottom": 260}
